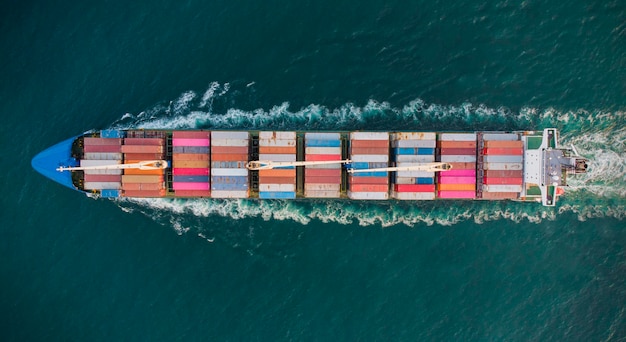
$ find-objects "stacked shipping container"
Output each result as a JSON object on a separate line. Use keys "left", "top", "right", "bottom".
{"left": 82, "top": 137, "right": 123, "bottom": 192}
{"left": 391, "top": 132, "right": 437, "bottom": 200}
{"left": 437, "top": 133, "right": 477, "bottom": 199}
{"left": 121, "top": 136, "right": 166, "bottom": 197}
{"left": 348, "top": 132, "right": 389, "bottom": 200}
{"left": 210, "top": 131, "right": 249, "bottom": 198}
{"left": 172, "top": 131, "right": 211, "bottom": 197}
{"left": 481, "top": 133, "right": 523, "bottom": 199}
{"left": 258, "top": 131, "right": 297, "bottom": 199}
{"left": 304, "top": 132, "right": 342, "bottom": 198}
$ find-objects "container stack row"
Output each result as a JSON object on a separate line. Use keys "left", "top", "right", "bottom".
{"left": 120, "top": 137, "right": 166, "bottom": 197}
{"left": 82, "top": 137, "right": 123, "bottom": 192}
{"left": 210, "top": 131, "right": 249, "bottom": 198}
{"left": 481, "top": 133, "right": 524, "bottom": 199}
{"left": 391, "top": 132, "right": 437, "bottom": 200}
{"left": 304, "top": 133, "right": 342, "bottom": 198}
{"left": 172, "top": 131, "right": 211, "bottom": 197}
{"left": 437, "top": 133, "right": 477, "bottom": 199}
{"left": 348, "top": 132, "right": 389, "bottom": 200}
{"left": 258, "top": 131, "right": 297, "bottom": 199}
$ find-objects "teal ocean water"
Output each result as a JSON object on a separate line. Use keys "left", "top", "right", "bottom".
{"left": 2, "top": 1, "right": 626, "bottom": 340}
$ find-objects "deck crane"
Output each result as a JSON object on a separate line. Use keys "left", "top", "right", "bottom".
{"left": 347, "top": 162, "right": 452, "bottom": 173}
{"left": 246, "top": 160, "right": 352, "bottom": 170}
{"left": 57, "top": 160, "right": 169, "bottom": 172}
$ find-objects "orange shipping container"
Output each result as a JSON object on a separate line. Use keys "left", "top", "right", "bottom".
{"left": 437, "top": 183, "right": 476, "bottom": 191}
{"left": 481, "top": 192, "right": 518, "bottom": 199}
{"left": 121, "top": 145, "right": 163, "bottom": 153}
{"left": 121, "top": 175, "right": 164, "bottom": 183}
{"left": 211, "top": 146, "right": 248, "bottom": 154}
{"left": 259, "top": 169, "right": 296, "bottom": 177}
{"left": 447, "top": 162, "right": 476, "bottom": 170}
{"left": 350, "top": 140, "right": 388, "bottom": 148}
{"left": 121, "top": 182, "right": 164, "bottom": 191}
{"left": 172, "top": 153, "right": 209, "bottom": 161}
{"left": 123, "top": 138, "right": 164, "bottom": 146}
{"left": 437, "top": 141, "right": 477, "bottom": 148}
{"left": 174, "top": 190, "right": 212, "bottom": 197}
{"left": 173, "top": 160, "right": 210, "bottom": 168}
{"left": 350, "top": 147, "right": 389, "bottom": 155}
{"left": 123, "top": 153, "right": 164, "bottom": 160}
{"left": 258, "top": 146, "right": 296, "bottom": 154}
{"left": 123, "top": 167, "right": 165, "bottom": 176}
{"left": 484, "top": 140, "right": 523, "bottom": 148}
{"left": 482, "top": 148, "right": 523, "bottom": 155}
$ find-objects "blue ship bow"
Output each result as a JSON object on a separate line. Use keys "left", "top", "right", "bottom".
{"left": 31, "top": 136, "right": 80, "bottom": 190}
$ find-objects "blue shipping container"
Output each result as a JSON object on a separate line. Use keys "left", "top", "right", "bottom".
{"left": 173, "top": 146, "right": 210, "bottom": 154}
{"left": 101, "top": 129, "right": 124, "bottom": 138}
{"left": 101, "top": 189, "right": 120, "bottom": 198}
{"left": 211, "top": 183, "right": 249, "bottom": 191}
{"left": 416, "top": 177, "right": 434, "bottom": 184}
{"left": 173, "top": 175, "right": 210, "bottom": 183}
{"left": 305, "top": 139, "right": 341, "bottom": 147}
{"left": 350, "top": 171, "right": 388, "bottom": 177}
{"left": 394, "top": 147, "right": 435, "bottom": 155}
{"left": 259, "top": 191, "right": 296, "bottom": 199}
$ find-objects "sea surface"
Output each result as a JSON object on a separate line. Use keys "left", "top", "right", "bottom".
{"left": 2, "top": 0, "right": 625, "bottom": 340}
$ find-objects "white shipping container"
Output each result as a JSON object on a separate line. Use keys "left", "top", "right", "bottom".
{"left": 395, "top": 155, "right": 435, "bottom": 163}
{"left": 440, "top": 155, "right": 477, "bottom": 162}
{"left": 350, "top": 132, "right": 389, "bottom": 140}
{"left": 84, "top": 152, "right": 122, "bottom": 160}
{"left": 304, "top": 190, "right": 341, "bottom": 198}
{"left": 84, "top": 169, "right": 123, "bottom": 175}
{"left": 259, "top": 131, "right": 297, "bottom": 140}
{"left": 392, "top": 140, "right": 436, "bottom": 148}
{"left": 258, "top": 139, "right": 296, "bottom": 147}
{"left": 304, "top": 183, "right": 341, "bottom": 191}
{"left": 306, "top": 163, "right": 342, "bottom": 169}
{"left": 80, "top": 159, "right": 122, "bottom": 166}
{"left": 482, "top": 133, "right": 519, "bottom": 141}
{"left": 394, "top": 177, "right": 417, "bottom": 184}
{"left": 483, "top": 162, "right": 523, "bottom": 170}
{"left": 210, "top": 168, "right": 249, "bottom": 176}
{"left": 259, "top": 184, "right": 296, "bottom": 192}
{"left": 396, "top": 170, "right": 435, "bottom": 178}
{"left": 210, "top": 190, "right": 249, "bottom": 198}
{"left": 350, "top": 154, "right": 389, "bottom": 163}
{"left": 210, "top": 138, "right": 249, "bottom": 147}
{"left": 305, "top": 132, "right": 341, "bottom": 140}
{"left": 211, "top": 131, "right": 249, "bottom": 139}
{"left": 483, "top": 155, "right": 523, "bottom": 163}
{"left": 258, "top": 154, "right": 296, "bottom": 162}
{"left": 482, "top": 184, "right": 523, "bottom": 192}
{"left": 305, "top": 147, "right": 341, "bottom": 155}
{"left": 84, "top": 182, "right": 122, "bottom": 190}
{"left": 347, "top": 191, "right": 389, "bottom": 200}
{"left": 392, "top": 191, "right": 435, "bottom": 200}
{"left": 391, "top": 132, "right": 436, "bottom": 140}
{"left": 439, "top": 133, "right": 477, "bottom": 141}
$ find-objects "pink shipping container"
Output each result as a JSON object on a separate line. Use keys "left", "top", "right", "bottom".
{"left": 442, "top": 169, "right": 476, "bottom": 177}
{"left": 172, "top": 131, "right": 210, "bottom": 139}
{"left": 173, "top": 168, "right": 210, "bottom": 176}
{"left": 437, "top": 176, "right": 476, "bottom": 184}
{"left": 84, "top": 138, "right": 122, "bottom": 145}
{"left": 437, "top": 191, "right": 476, "bottom": 199}
{"left": 394, "top": 184, "right": 435, "bottom": 192}
{"left": 172, "top": 138, "right": 211, "bottom": 147}
{"left": 305, "top": 176, "right": 342, "bottom": 184}
{"left": 172, "top": 182, "right": 211, "bottom": 190}
{"left": 123, "top": 138, "right": 164, "bottom": 146}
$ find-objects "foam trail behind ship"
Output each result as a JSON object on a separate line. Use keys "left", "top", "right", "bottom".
{"left": 108, "top": 84, "right": 625, "bottom": 234}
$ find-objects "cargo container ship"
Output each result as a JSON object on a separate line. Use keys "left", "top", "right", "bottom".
{"left": 31, "top": 129, "right": 588, "bottom": 206}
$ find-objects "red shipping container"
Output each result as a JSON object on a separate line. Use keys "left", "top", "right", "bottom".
{"left": 305, "top": 169, "right": 341, "bottom": 177}
{"left": 437, "top": 141, "right": 477, "bottom": 148}
{"left": 350, "top": 147, "right": 389, "bottom": 155}
{"left": 84, "top": 174, "right": 122, "bottom": 182}
{"left": 123, "top": 138, "right": 164, "bottom": 146}
{"left": 484, "top": 140, "right": 523, "bottom": 148}
{"left": 447, "top": 162, "right": 476, "bottom": 170}
{"left": 84, "top": 145, "right": 122, "bottom": 153}
{"left": 121, "top": 145, "right": 163, "bottom": 154}
{"left": 350, "top": 140, "right": 388, "bottom": 148}
{"left": 349, "top": 176, "right": 389, "bottom": 184}
{"left": 174, "top": 190, "right": 212, "bottom": 197}
{"left": 439, "top": 148, "right": 476, "bottom": 155}
{"left": 483, "top": 177, "right": 523, "bottom": 185}
{"left": 350, "top": 184, "right": 388, "bottom": 192}
{"left": 123, "top": 153, "right": 164, "bottom": 160}
{"left": 484, "top": 170, "right": 523, "bottom": 178}
{"left": 211, "top": 146, "right": 248, "bottom": 154}
{"left": 482, "top": 148, "right": 523, "bottom": 155}
{"left": 305, "top": 154, "right": 342, "bottom": 161}
{"left": 305, "top": 176, "right": 342, "bottom": 184}
{"left": 394, "top": 184, "right": 435, "bottom": 192}
{"left": 172, "top": 131, "right": 210, "bottom": 139}
{"left": 122, "top": 189, "right": 166, "bottom": 197}
{"left": 173, "top": 168, "right": 209, "bottom": 176}
{"left": 84, "top": 137, "right": 121, "bottom": 146}
{"left": 210, "top": 154, "right": 248, "bottom": 162}
{"left": 258, "top": 176, "right": 296, "bottom": 184}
